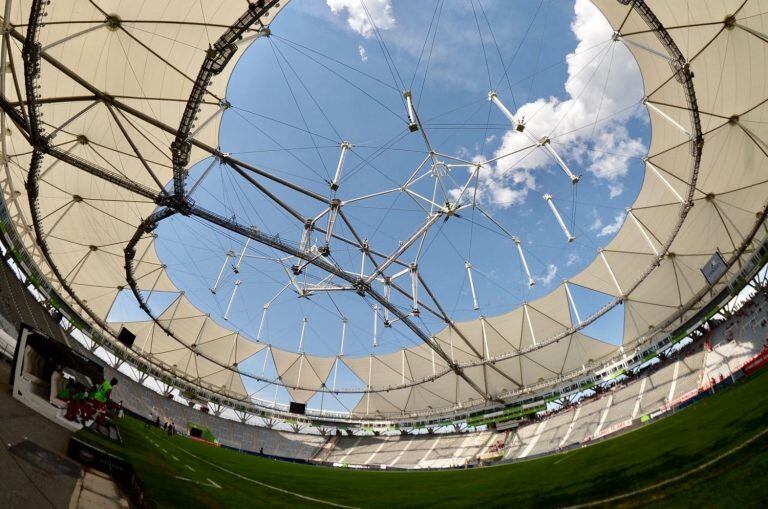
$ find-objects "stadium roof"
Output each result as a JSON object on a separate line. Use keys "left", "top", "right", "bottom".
{"left": 0, "top": 0, "right": 766, "bottom": 419}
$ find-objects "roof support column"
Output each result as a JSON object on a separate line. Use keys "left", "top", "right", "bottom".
{"left": 523, "top": 304, "right": 537, "bottom": 346}
{"left": 564, "top": 281, "right": 582, "bottom": 325}
{"left": 645, "top": 159, "right": 685, "bottom": 203}
{"left": 628, "top": 209, "right": 659, "bottom": 256}
{"left": 599, "top": 250, "right": 623, "bottom": 297}
{"left": 644, "top": 99, "right": 691, "bottom": 136}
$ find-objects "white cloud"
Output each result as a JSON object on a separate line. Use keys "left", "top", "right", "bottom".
{"left": 463, "top": 0, "right": 645, "bottom": 208}
{"left": 358, "top": 44, "right": 368, "bottom": 62}
{"left": 589, "top": 210, "right": 603, "bottom": 232}
{"left": 596, "top": 212, "right": 626, "bottom": 237}
{"left": 608, "top": 183, "right": 624, "bottom": 199}
{"left": 587, "top": 125, "right": 646, "bottom": 181}
{"left": 536, "top": 264, "right": 559, "bottom": 286}
{"left": 566, "top": 253, "right": 580, "bottom": 267}
{"left": 326, "top": 0, "right": 395, "bottom": 38}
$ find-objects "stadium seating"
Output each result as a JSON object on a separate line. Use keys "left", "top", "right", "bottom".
{"left": 473, "top": 343, "right": 707, "bottom": 465}
{"left": 29, "top": 305, "right": 759, "bottom": 468}
{"left": 704, "top": 297, "right": 768, "bottom": 383}
{"left": 0, "top": 257, "right": 68, "bottom": 346}
{"left": 108, "top": 370, "right": 326, "bottom": 460}
{"left": 322, "top": 431, "right": 493, "bottom": 469}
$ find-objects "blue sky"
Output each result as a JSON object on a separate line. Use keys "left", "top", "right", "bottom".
{"left": 110, "top": 0, "right": 650, "bottom": 410}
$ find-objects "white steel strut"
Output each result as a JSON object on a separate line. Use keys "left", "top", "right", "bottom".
{"left": 322, "top": 199, "right": 341, "bottom": 255}
{"left": 489, "top": 91, "right": 579, "bottom": 183}
{"left": 339, "top": 317, "right": 347, "bottom": 357}
{"left": 564, "top": 281, "right": 582, "bottom": 325}
{"left": 466, "top": 261, "right": 480, "bottom": 311}
{"left": 332, "top": 357, "right": 339, "bottom": 392}
{"left": 373, "top": 304, "right": 379, "bottom": 347}
{"left": 645, "top": 159, "right": 685, "bottom": 203}
{"left": 298, "top": 316, "right": 308, "bottom": 352}
{"left": 515, "top": 238, "right": 536, "bottom": 287}
{"left": 404, "top": 90, "right": 418, "bottom": 132}
{"left": 223, "top": 279, "right": 241, "bottom": 320}
{"left": 523, "top": 304, "right": 537, "bottom": 346}
{"left": 331, "top": 141, "right": 351, "bottom": 191}
{"left": 233, "top": 238, "right": 250, "bottom": 273}
{"left": 256, "top": 304, "right": 269, "bottom": 341}
{"left": 644, "top": 98, "right": 691, "bottom": 136}
{"left": 410, "top": 264, "right": 420, "bottom": 316}
{"left": 628, "top": 209, "right": 659, "bottom": 256}
{"left": 544, "top": 194, "right": 576, "bottom": 242}
{"left": 612, "top": 32, "right": 673, "bottom": 62}
{"left": 256, "top": 283, "right": 290, "bottom": 340}
{"left": 186, "top": 158, "right": 218, "bottom": 199}
{"left": 211, "top": 250, "right": 235, "bottom": 294}
{"left": 599, "top": 250, "right": 623, "bottom": 296}
{"left": 480, "top": 317, "right": 490, "bottom": 359}
{"left": 364, "top": 213, "right": 441, "bottom": 284}
{"left": 383, "top": 278, "right": 392, "bottom": 325}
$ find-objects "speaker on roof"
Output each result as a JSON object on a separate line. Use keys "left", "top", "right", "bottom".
{"left": 289, "top": 401, "right": 306, "bottom": 415}
{"left": 117, "top": 327, "right": 136, "bottom": 349}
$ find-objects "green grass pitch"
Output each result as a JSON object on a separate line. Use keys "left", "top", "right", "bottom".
{"left": 75, "top": 368, "right": 768, "bottom": 508}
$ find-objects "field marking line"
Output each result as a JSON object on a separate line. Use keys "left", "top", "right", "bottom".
{"left": 562, "top": 426, "right": 768, "bottom": 509}
{"left": 553, "top": 450, "right": 575, "bottom": 465}
{"left": 175, "top": 476, "right": 221, "bottom": 489}
{"left": 163, "top": 437, "right": 361, "bottom": 509}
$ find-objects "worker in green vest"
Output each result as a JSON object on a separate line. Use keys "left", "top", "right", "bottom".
{"left": 93, "top": 377, "right": 118, "bottom": 403}
{"left": 93, "top": 377, "right": 119, "bottom": 425}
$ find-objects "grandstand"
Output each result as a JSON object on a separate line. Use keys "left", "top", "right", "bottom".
{"left": 109, "top": 371, "right": 326, "bottom": 460}
{"left": 99, "top": 300, "right": 763, "bottom": 471}
{"left": 73, "top": 301, "right": 767, "bottom": 470}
